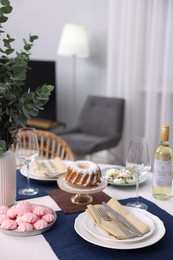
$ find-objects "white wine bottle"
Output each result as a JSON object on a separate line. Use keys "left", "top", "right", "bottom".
{"left": 152, "top": 125, "right": 172, "bottom": 200}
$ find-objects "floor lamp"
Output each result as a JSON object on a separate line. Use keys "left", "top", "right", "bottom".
{"left": 57, "top": 23, "right": 89, "bottom": 125}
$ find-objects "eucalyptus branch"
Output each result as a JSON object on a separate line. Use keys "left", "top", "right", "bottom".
{"left": 0, "top": 0, "right": 54, "bottom": 154}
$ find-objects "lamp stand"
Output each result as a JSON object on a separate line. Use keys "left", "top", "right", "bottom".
{"left": 72, "top": 55, "right": 76, "bottom": 125}
{"left": 57, "top": 24, "right": 89, "bottom": 126}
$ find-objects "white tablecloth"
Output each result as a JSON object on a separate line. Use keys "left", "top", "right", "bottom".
{"left": 0, "top": 164, "right": 172, "bottom": 260}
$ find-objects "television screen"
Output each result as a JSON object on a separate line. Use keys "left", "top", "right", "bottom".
{"left": 24, "top": 60, "right": 57, "bottom": 121}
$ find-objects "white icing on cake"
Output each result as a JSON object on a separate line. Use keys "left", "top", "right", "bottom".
{"left": 66, "top": 160, "right": 101, "bottom": 187}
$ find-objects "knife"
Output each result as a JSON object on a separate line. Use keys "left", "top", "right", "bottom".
{"left": 102, "top": 202, "right": 143, "bottom": 237}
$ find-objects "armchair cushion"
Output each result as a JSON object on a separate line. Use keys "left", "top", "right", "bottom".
{"left": 60, "top": 133, "right": 121, "bottom": 155}
{"left": 78, "top": 96, "right": 124, "bottom": 137}
{"left": 59, "top": 95, "right": 125, "bottom": 156}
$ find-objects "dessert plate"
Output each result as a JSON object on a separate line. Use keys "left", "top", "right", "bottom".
{"left": 102, "top": 166, "right": 148, "bottom": 186}
{"left": 20, "top": 160, "right": 67, "bottom": 182}
{"left": 74, "top": 209, "right": 165, "bottom": 249}
{"left": 84, "top": 206, "right": 155, "bottom": 243}
{"left": 57, "top": 175, "right": 107, "bottom": 194}
{"left": 0, "top": 206, "right": 57, "bottom": 237}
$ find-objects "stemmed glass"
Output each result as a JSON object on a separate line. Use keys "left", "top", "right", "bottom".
{"left": 126, "top": 137, "right": 151, "bottom": 210}
{"left": 16, "top": 127, "right": 39, "bottom": 195}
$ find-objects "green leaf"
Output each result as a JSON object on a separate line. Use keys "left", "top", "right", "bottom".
{"left": 24, "top": 43, "right": 32, "bottom": 51}
{"left": 6, "top": 34, "right": 15, "bottom": 42}
{"left": 22, "top": 106, "right": 30, "bottom": 118}
{"left": 1, "top": 5, "right": 13, "bottom": 14}
{"left": 28, "top": 107, "right": 39, "bottom": 116}
{"left": 0, "top": 140, "right": 6, "bottom": 155}
{"left": 5, "top": 48, "right": 14, "bottom": 55}
{"left": 12, "top": 114, "right": 26, "bottom": 127}
{"left": 0, "top": 47, "right": 5, "bottom": 53}
{"left": 0, "top": 1, "right": 54, "bottom": 154}
{"left": 0, "top": 83, "right": 7, "bottom": 93}
{"left": 30, "top": 35, "right": 38, "bottom": 42}
{"left": 0, "top": 15, "right": 8, "bottom": 23}
{"left": 1, "top": 0, "right": 10, "bottom": 6}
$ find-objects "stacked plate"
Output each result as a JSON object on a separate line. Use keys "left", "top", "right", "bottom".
{"left": 74, "top": 207, "right": 165, "bottom": 249}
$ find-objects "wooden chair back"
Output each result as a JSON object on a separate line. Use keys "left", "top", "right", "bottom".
{"left": 11, "top": 130, "right": 75, "bottom": 166}
{"left": 35, "top": 130, "right": 75, "bottom": 161}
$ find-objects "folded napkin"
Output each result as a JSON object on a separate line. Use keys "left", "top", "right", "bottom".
{"left": 86, "top": 198, "right": 150, "bottom": 240}
{"left": 30, "top": 157, "right": 66, "bottom": 178}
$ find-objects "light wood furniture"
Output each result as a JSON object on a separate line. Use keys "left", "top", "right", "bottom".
{"left": 27, "top": 118, "right": 66, "bottom": 131}
{"left": 11, "top": 130, "right": 75, "bottom": 167}
{"left": 35, "top": 130, "right": 75, "bottom": 161}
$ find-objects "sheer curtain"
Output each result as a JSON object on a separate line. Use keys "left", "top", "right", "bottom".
{"left": 107, "top": 0, "right": 173, "bottom": 165}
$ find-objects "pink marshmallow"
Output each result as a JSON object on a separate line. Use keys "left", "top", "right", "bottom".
{"left": 21, "top": 213, "right": 38, "bottom": 224}
{"left": 1, "top": 219, "right": 17, "bottom": 230}
{"left": 7, "top": 206, "right": 17, "bottom": 219}
{"left": 0, "top": 214, "right": 9, "bottom": 224}
{"left": 16, "top": 201, "right": 32, "bottom": 216}
{"left": 18, "top": 223, "right": 33, "bottom": 232}
{"left": 33, "top": 219, "right": 48, "bottom": 230}
{"left": 33, "top": 206, "right": 47, "bottom": 216}
{"left": 42, "top": 213, "right": 55, "bottom": 223}
{"left": 0, "top": 205, "right": 9, "bottom": 215}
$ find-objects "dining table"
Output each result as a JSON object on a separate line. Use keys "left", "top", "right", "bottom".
{"left": 0, "top": 162, "right": 173, "bottom": 260}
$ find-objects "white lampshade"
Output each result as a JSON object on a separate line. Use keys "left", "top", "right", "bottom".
{"left": 57, "top": 23, "right": 89, "bottom": 58}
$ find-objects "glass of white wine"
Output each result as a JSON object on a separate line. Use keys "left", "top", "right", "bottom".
{"left": 16, "top": 128, "right": 39, "bottom": 195}
{"left": 126, "top": 137, "right": 151, "bottom": 210}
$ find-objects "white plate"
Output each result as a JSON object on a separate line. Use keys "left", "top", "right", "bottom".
{"left": 84, "top": 206, "right": 155, "bottom": 243}
{"left": 102, "top": 166, "right": 148, "bottom": 186}
{"left": 57, "top": 175, "right": 107, "bottom": 194}
{"left": 74, "top": 209, "right": 165, "bottom": 249}
{"left": 20, "top": 160, "right": 67, "bottom": 182}
{"left": 0, "top": 206, "right": 57, "bottom": 237}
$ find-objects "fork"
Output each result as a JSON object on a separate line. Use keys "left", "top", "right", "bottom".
{"left": 97, "top": 207, "right": 136, "bottom": 239}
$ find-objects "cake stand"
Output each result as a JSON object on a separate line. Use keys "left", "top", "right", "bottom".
{"left": 57, "top": 175, "right": 107, "bottom": 204}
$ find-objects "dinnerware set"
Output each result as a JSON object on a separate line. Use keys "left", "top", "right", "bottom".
{"left": 75, "top": 206, "right": 165, "bottom": 250}
{"left": 16, "top": 155, "right": 166, "bottom": 250}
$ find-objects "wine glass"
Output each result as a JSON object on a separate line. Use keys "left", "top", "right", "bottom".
{"left": 16, "top": 127, "right": 39, "bottom": 195}
{"left": 126, "top": 137, "right": 151, "bottom": 210}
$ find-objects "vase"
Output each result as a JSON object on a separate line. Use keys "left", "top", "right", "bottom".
{"left": 0, "top": 150, "right": 16, "bottom": 206}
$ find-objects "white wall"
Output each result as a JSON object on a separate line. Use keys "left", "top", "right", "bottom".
{"left": 4, "top": 0, "right": 109, "bottom": 127}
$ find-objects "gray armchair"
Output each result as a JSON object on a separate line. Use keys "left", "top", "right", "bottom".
{"left": 59, "top": 95, "right": 125, "bottom": 157}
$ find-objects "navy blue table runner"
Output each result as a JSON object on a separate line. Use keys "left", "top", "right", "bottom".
{"left": 16, "top": 171, "right": 172, "bottom": 260}
{"left": 43, "top": 198, "right": 173, "bottom": 260}
{"left": 16, "top": 170, "right": 58, "bottom": 201}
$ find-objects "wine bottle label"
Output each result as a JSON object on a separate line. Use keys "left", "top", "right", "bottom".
{"left": 153, "top": 159, "right": 172, "bottom": 187}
